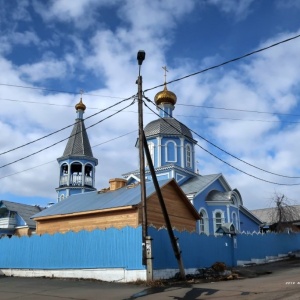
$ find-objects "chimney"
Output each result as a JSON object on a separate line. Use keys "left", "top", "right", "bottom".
{"left": 109, "top": 178, "right": 127, "bottom": 191}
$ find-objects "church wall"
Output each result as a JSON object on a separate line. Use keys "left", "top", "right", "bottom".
{"left": 36, "top": 208, "right": 139, "bottom": 235}
{"left": 239, "top": 210, "right": 261, "bottom": 233}
{"left": 160, "top": 137, "right": 181, "bottom": 167}
{"left": 192, "top": 181, "right": 242, "bottom": 235}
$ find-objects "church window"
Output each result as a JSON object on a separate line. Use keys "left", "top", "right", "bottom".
{"left": 232, "top": 212, "right": 238, "bottom": 231}
{"left": 59, "top": 194, "right": 65, "bottom": 202}
{"left": 199, "top": 208, "right": 209, "bottom": 235}
{"left": 60, "top": 163, "right": 69, "bottom": 186}
{"left": 146, "top": 142, "right": 154, "bottom": 166}
{"left": 84, "top": 164, "right": 93, "bottom": 186}
{"left": 70, "top": 162, "right": 83, "bottom": 186}
{"left": 166, "top": 141, "right": 176, "bottom": 162}
{"left": 213, "top": 210, "right": 224, "bottom": 234}
{"left": 186, "top": 144, "right": 191, "bottom": 168}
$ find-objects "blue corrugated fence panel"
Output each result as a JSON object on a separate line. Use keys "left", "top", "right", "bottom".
{"left": 0, "top": 226, "right": 143, "bottom": 270}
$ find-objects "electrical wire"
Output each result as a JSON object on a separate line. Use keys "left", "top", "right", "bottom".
{"left": 0, "top": 99, "right": 136, "bottom": 170}
{"left": 0, "top": 83, "right": 126, "bottom": 99}
{"left": 143, "top": 97, "right": 300, "bottom": 185}
{"left": 0, "top": 95, "right": 136, "bottom": 156}
{"left": 0, "top": 130, "right": 137, "bottom": 180}
{"left": 144, "top": 33, "right": 300, "bottom": 93}
{"left": 175, "top": 114, "right": 300, "bottom": 124}
{"left": 177, "top": 103, "right": 300, "bottom": 118}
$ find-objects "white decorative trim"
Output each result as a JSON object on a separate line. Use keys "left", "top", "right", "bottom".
{"left": 165, "top": 141, "right": 177, "bottom": 162}
{"left": 157, "top": 137, "right": 162, "bottom": 167}
{"left": 199, "top": 207, "right": 209, "bottom": 235}
{"left": 212, "top": 209, "right": 225, "bottom": 235}
{"left": 180, "top": 138, "right": 184, "bottom": 168}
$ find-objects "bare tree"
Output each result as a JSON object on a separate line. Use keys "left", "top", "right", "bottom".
{"left": 269, "top": 193, "right": 300, "bottom": 232}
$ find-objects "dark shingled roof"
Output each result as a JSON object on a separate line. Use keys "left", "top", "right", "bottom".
{"left": 144, "top": 118, "right": 193, "bottom": 139}
{"left": 60, "top": 119, "right": 95, "bottom": 160}
{"left": 0, "top": 200, "right": 43, "bottom": 228}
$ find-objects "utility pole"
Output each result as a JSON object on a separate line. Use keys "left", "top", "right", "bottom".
{"left": 142, "top": 131, "right": 186, "bottom": 280}
{"left": 136, "top": 51, "right": 148, "bottom": 270}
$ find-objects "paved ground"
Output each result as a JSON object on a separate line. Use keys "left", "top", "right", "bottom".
{"left": 0, "top": 259, "right": 300, "bottom": 299}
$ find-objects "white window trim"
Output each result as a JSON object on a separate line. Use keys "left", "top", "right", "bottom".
{"left": 212, "top": 209, "right": 225, "bottom": 235}
{"left": 186, "top": 144, "right": 192, "bottom": 168}
{"left": 231, "top": 211, "right": 239, "bottom": 231}
{"left": 199, "top": 208, "right": 209, "bottom": 235}
{"left": 147, "top": 142, "right": 155, "bottom": 166}
{"left": 165, "top": 140, "right": 177, "bottom": 162}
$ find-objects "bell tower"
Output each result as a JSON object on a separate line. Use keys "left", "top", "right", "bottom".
{"left": 55, "top": 95, "right": 98, "bottom": 201}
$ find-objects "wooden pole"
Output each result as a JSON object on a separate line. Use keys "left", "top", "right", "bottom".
{"left": 142, "top": 131, "right": 186, "bottom": 280}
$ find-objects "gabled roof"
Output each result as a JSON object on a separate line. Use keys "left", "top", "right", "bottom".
{"left": 0, "top": 200, "right": 43, "bottom": 228}
{"left": 59, "top": 119, "right": 97, "bottom": 162}
{"left": 251, "top": 205, "right": 300, "bottom": 225}
{"left": 33, "top": 179, "right": 199, "bottom": 220}
{"left": 180, "top": 173, "right": 226, "bottom": 196}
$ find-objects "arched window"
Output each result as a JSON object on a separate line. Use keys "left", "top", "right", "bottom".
{"left": 186, "top": 144, "right": 192, "bottom": 168}
{"left": 84, "top": 164, "right": 93, "bottom": 186}
{"left": 213, "top": 210, "right": 225, "bottom": 234}
{"left": 232, "top": 211, "right": 239, "bottom": 231}
{"left": 59, "top": 194, "right": 65, "bottom": 202}
{"left": 166, "top": 141, "right": 176, "bottom": 162}
{"left": 199, "top": 209, "right": 209, "bottom": 235}
{"left": 70, "top": 162, "right": 82, "bottom": 186}
{"left": 60, "top": 163, "right": 69, "bottom": 186}
{"left": 146, "top": 142, "right": 155, "bottom": 166}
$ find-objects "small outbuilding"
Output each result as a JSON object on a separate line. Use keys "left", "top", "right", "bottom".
{"left": 32, "top": 178, "right": 200, "bottom": 235}
{"left": 0, "top": 200, "right": 43, "bottom": 237}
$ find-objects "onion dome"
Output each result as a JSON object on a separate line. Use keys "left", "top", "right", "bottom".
{"left": 75, "top": 98, "right": 86, "bottom": 111}
{"left": 154, "top": 84, "right": 177, "bottom": 106}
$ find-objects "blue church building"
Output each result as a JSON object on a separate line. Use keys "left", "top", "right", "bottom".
{"left": 123, "top": 78, "right": 262, "bottom": 235}
{"left": 56, "top": 79, "right": 261, "bottom": 235}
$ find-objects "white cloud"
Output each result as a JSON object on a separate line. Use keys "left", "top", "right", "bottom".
{"left": 33, "top": 0, "right": 119, "bottom": 29}
{"left": 19, "top": 58, "right": 68, "bottom": 82}
{"left": 207, "top": 0, "right": 255, "bottom": 20}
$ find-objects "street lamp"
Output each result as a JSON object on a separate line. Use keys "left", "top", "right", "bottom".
{"left": 136, "top": 50, "right": 147, "bottom": 267}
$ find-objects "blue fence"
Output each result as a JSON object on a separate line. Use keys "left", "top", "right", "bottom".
{"left": 0, "top": 226, "right": 300, "bottom": 272}
{"left": 0, "top": 227, "right": 143, "bottom": 270}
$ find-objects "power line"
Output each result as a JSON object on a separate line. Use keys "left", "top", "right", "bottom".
{"left": 0, "top": 100, "right": 136, "bottom": 169}
{"left": 0, "top": 95, "right": 135, "bottom": 156}
{"left": 144, "top": 33, "right": 300, "bottom": 93}
{"left": 143, "top": 97, "right": 300, "bottom": 184}
{"left": 2, "top": 96, "right": 299, "bottom": 124}
{"left": 0, "top": 130, "right": 137, "bottom": 180}
{"left": 177, "top": 104, "right": 300, "bottom": 118}
{"left": 175, "top": 114, "right": 300, "bottom": 124}
{"left": 0, "top": 83, "right": 126, "bottom": 99}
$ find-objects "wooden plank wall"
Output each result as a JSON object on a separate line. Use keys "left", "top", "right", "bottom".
{"left": 36, "top": 208, "right": 139, "bottom": 235}
{"left": 144, "top": 184, "right": 197, "bottom": 232}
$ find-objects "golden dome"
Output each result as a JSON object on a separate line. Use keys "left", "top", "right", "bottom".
{"left": 154, "top": 84, "right": 177, "bottom": 106}
{"left": 75, "top": 98, "right": 86, "bottom": 111}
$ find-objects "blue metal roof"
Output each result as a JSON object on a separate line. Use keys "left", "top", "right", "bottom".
{"left": 33, "top": 179, "right": 171, "bottom": 219}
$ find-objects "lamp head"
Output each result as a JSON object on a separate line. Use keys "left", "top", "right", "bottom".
{"left": 137, "top": 50, "right": 146, "bottom": 65}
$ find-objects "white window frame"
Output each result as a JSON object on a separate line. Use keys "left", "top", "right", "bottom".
{"left": 199, "top": 208, "right": 209, "bottom": 235}
{"left": 213, "top": 209, "right": 225, "bottom": 234}
{"left": 165, "top": 141, "right": 177, "bottom": 162}
{"left": 146, "top": 142, "right": 155, "bottom": 166}
{"left": 186, "top": 144, "right": 192, "bottom": 168}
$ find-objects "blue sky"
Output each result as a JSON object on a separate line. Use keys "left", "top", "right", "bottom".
{"left": 0, "top": 0, "right": 300, "bottom": 210}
